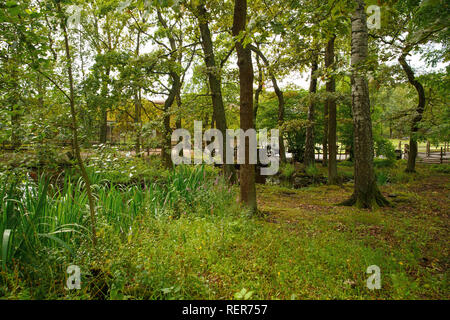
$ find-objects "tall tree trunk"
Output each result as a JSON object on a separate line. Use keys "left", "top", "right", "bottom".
{"left": 157, "top": 10, "right": 183, "bottom": 169}
{"left": 304, "top": 53, "right": 318, "bottom": 167}
{"left": 232, "top": 0, "right": 257, "bottom": 212}
{"left": 254, "top": 55, "right": 264, "bottom": 166}
{"left": 134, "top": 90, "right": 142, "bottom": 156}
{"left": 36, "top": 74, "right": 46, "bottom": 165}
{"left": 161, "top": 75, "right": 179, "bottom": 168}
{"left": 399, "top": 53, "right": 425, "bottom": 173}
{"left": 57, "top": 2, "right": 97, "bottom": 245}
{"left": 162, "top": 110, "right": 172, "bottom": 168}
{"left": 175, "top": 92, "right": 182, "bottom": 129}
{"left": 254, "top": 54, "right": 263, "bottom": 124}
{"left": 322, "top": 98, "right": 328, "bottom": 167}
{"left": 99, "top": 68, "right": 110, "bottom": 144}
{"left": 250, "top": 45, "right": 286, "bottom": 164}
{"left": 7, "top": 59, "right": 21, "bottom": 150}
{"left": 134, "top": 31, "right": 142, "bottom": 156}
{"left": 99, "top": 108, "right": 108, "bottom": 144}
{"left": 342, "top": 0, "right": 388, "bottom": 208}
{"left": 326, "top": 36, "right": 338, "bottom": 184}
{"left": 10, "top": 106, "right": 21, "bottom": 150}
{"left": 274, "top": 75, "right": 286, "bottom": 164}
{"left": 197, "top": 4, "right": 235, "bottom": 180}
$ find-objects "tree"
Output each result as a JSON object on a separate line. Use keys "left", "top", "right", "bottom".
{"left": 131, "top": 9, "right": 145, "bottom": 156}
{"left": 80, "top": 0, "right": 128, "bottom": 145}
{"left": 342, "top": 0, "right": 388, "bottom": 208}
{"left": 372, "top": 0, "right": 449, "bottom": 172}
{"left": 153, "top": 6, "right": 196, "bottom": 168}
{"left": 3, "top": 52, "right": 22, "bottom": 150}
{"left": 191, "top": 2, "right": 235, "bottom": 179}
{"left": 249, "top": 44, "right": 286, "bottom": 164}
{"left": 253, "top": 54, "right": 263, "bottom": 123}
{"left": 55, "top": 0, "right": 98, "bottom": 244}
{"left": 232, "top": 0, "right": 256, "bottom": 212}
{"left": 399, "top": 51, "right": 425, "bottom": 172}
{"left": 326, "top": 35, "right": 338, "bottom": 184}
{"left": 304, "top": 51, "right": 318, "bottom": 167}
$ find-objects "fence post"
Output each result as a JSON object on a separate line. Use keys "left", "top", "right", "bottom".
{"left": 441, "top": 147, "right": 443, "bottom": 164}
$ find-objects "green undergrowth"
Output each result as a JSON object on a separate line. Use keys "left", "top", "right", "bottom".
{"left": 0, "top": 162, "right": 448, "bottom": 300}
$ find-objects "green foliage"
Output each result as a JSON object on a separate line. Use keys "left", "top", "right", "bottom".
{"left": 0, "top": 164, "right": 233, "bottom": 295}
{"left": 305, "top": 164, "right": 319, "bottom": 177}
{"left": 375, "top": 171, "right": 389, "bottom": 186}
{"left": 234, "top": 288, "right": 254, "bottom": 300}
{"left": 429, "top": 164, "right": 450, "bottom": 174}
{"left": 374, "top": 136, "right": 396, "bottom": 161}
{"left": 1, "top": 162, "right": 449, "bottom": 299}
{"left": 280, "top": 163, "right": 295, "bottom": 180}
{"left": 283, "top": 118, "right": 307, "bottom": 163}
{"left": 0, "top": 0, "right": 449, "bottom": 301}
{"left": 373, "top": 158, "right": 396, "bottom": 169}
{"left": 339, "top": 160, "right": 354, "bottom": 167}
{"left": 86, "top": 146, "right": 167, "bottom": 184}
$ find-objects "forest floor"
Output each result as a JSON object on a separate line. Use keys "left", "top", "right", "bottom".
{"left": 254, "top": 170, "right": 449, "bottom": 299}
{"left": 2, "top": 157, "right": 448, "bottom": 300}
{"left": 65, "top": 164, "right": 448, "bottom": 300}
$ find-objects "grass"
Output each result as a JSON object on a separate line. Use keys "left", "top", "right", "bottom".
{"left": 255, "top": 173, "right": 448, "bottom": 299}
{"left": 389, "top": 139, "right": 448, "bottom": 153}
{"left": 0, "top": 159, "right": 448, "bottom": 300}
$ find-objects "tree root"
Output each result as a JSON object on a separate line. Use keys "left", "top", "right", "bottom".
{"left": 339, "top": 187, "right": 390, "bottom": 209}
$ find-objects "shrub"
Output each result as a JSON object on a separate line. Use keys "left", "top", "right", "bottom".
{"left": 374, "top": 158, "right": 396, "bottom": 168}
{"left": 305, "top": 164, "right": 319, "bottom": 177}
{"left": 376, "top": 171, "right": 389, "bottom": 186}
{"left": 338, "top": 160, "right": 354, "bottom": 167}
{"left": 280, "top": 163, "right": 295, "bottom": 179}
{"left": 0, "top": 164, "right": 236, "bottom": 297}
{"left": 374, "top": 136, "right": 396, "bottom": 161}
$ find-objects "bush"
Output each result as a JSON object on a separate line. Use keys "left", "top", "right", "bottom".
{"left": 284, "top": 128, "right": 306, "bottom": 163}
{"left": 383, "top": 166, "right": 419, "bottom": 184}
{"left": 374, "top": 158, "right": 396, "bottom": 168}
{"left": 0, "top": 164, "right": 237, "bottom": 298}
{"left": 86, "top": 146, "right": 167, "bottom": 184}
{"left": 338, "top": 160, "right": 354, "bottom": 167}
{"left": 374, "top": 136, "right": 396, "bottom": 161}
{"left": 376, "top": 171, "right": 389, "bottom": 186}
{"left": 305, "top": 164, "right": 319, "bottom": 177}
{"left": 280, "top": 163, "right": 295, "bottom": 179}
